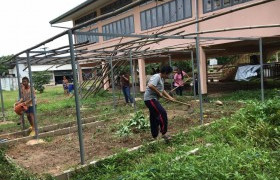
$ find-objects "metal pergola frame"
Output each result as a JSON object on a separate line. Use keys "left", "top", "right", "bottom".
{"left": 2, "top": 0, "right": 279, "bottom": 166}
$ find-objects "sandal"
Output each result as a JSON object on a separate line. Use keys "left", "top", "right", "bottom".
{"left": 162, "top": 134, "right": 172, "bottom": 143}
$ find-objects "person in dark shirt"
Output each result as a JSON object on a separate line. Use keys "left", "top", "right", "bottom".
{"left": 120, "top": 72, "right": 134, "bottom": 105}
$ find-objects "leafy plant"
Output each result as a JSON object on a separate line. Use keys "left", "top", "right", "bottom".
{"left": 32, "top": 72, "right": 51, "bottom": 93}
{"left": 117, "top": 111, "right": 149, "bottom": 137}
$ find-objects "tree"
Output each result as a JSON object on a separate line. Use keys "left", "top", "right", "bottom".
{"left": 32, "top": 72, "right": 51, "bottom": 93}
{"left": 0, "top": 55, "right": 13, "bottom": 76}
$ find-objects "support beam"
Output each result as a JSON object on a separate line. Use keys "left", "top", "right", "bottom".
{"left": 16, "top": 59, "right": 25, "bottom": 129}
{"left": 109, "top": 57, "right": 116, "bottom": 109}
{"left": 129, "top": 51, "right": 136, "bottom": 111}
{"left": 68, "top": 30, "right": 85, "bottom": 165}
{"left": 138, "top": 58, "right": 146, "bottom": 92}
{"left": 0, "top": 78, "right": 5, "bottom": 121}
{"left": 259, "top": 38, "right": 265, "bottom": 102}
{"left": 26, "top": 51, "right": 39, "bottom": 139}
{"left": 199, "top": 47, "right": 208, "bottom": 94}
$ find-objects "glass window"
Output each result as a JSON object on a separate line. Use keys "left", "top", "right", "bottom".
{"left": 170, "top": 1, "right": 177, "bottom": 22}
{"left": 117, "top": 21, "right": 121, "bottom": 34}
{"left": 223, "top": 0, "right": 231, "bottom": 7}
{"left": 125, "top": 17, "right": 130, "bottom": 34}
{"left": 140, "top": 12, "right": 147, "bottom": 30}
{"left": 146, "top": 10, "right": 152, "bottom": 29}
{"left": 184, "top": 0, "right": 192, "bottom": 18}
{"left": 151, "top": 8, "right": 157, "bottom": 28}
{"left": 233, "top": 0, "right": 241, "bottom": 4}
{"left": 129, "top": 16, "right": 135, "bottom": 33}
{"left": 106, "top": 25, "right": 110, "bottom": 40}
{"left": 163, "top": 3, "right": 170, "bottom": 24}
{"left": 113, "top": 22, "right": 117, "bottom": 35}
{"left": 121, "top": 19, "right": 125, "bottom": 34}
{"left": 204, "top": 0, "right": 212, "bottom": 12}
{"left": 157, "top": 5, "right": 164, "bottom": 26}
{"left": 109, "top": 24, "right": 113, "bottom": 39}
{"left": 213, "top": 0, "right": 222, "bottom": 9}
{"left": 177, "top": 0, "right": 184, "bottom": 20}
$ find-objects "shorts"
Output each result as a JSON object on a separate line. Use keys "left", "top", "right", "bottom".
{"left": 25, "top": 105, "right": 37, "bottom": 114}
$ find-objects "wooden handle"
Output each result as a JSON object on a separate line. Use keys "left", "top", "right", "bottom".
{"left": 170, "top": 77, "right": 192, "bottom": 93}
{"left": 162, "top": 96, "right": 190, "bottom": 107}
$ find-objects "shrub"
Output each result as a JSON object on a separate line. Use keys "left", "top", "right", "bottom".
{"left": 32, "top": 72, "right": 51, "bottom": 93}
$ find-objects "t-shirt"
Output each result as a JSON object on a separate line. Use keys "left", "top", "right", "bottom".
{"left": 144, "top": 73, "right": 164, "bottom": 101}
{"left": 120, "top": 74, "right": 130, "bottom": 87}
{"left": 174, "top": 71, "right": 187, "bottom": 87}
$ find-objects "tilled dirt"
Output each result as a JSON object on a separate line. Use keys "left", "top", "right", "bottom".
{"left": 6, "top": 100, "right": 238, "bottom": 176}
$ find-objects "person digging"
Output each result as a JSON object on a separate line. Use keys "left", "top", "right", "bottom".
{"left": 14, "top": 77, "right": 37, "bottom": 136}
{"left": 144, "top": 65, "right": 175, "bottom": 142}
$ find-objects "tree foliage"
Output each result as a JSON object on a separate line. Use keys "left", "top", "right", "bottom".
{"left": 32, "top": 72, "right": 51, "bottom": 93}
{"left": 0, "top": 55, "right": 12, "bottom": 76}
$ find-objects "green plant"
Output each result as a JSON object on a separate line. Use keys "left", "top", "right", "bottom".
{"left": 32, "top": 72, "right": 51, "bottom": 93}
{"left": 117, "top": 111, "right": 149, "bottom": 137}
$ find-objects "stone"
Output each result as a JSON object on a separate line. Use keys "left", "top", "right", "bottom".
{"left": 26, "top": 139, "right": 45, "bottom": 146}
{"left": 215, "top": 100, "right": 223, "bottom": 106}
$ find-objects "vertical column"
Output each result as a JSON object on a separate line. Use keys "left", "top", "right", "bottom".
{"left": 195, "top": 37, "right": 204, "bottom": 124}
{"left": 169, "top": 55, "right": 173, "bottom": 90}
{"left": 109, "top": 57, "right": 116, "bottom": 109}
{"left": 26, "top": 51, "right": 39, "bottom": 138}
{"left": 68, "top": 30, "right": 85, "bottom": 165}
{"left": 191, "top": 51, "right": 196, "bottom": 98}
{"left": 16, "top": 59, "right": 25, "bottom": 129}
{"left": 129, "top": 51, "right": 136, "bottom": 111}
{"left": 0, "top": 78, "right": 5, "bottom": 121}
{"left": 199, "top": 47, "right": 207, "bottom": 94}
{"left": 77, "top": 62, "right": 83, "bottom": 85}
{"left": 138, "top": 58, "right": 146, "bottom": 92}
{"left": 102, "top": 60, "right": 110, "bottom": 90}
{"left": 259, "top": 38, "right": 264, "bottom": 102}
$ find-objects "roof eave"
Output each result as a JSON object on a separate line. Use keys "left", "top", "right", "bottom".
{"left": 49, "top": 0, "right": 98, "bottom": 25}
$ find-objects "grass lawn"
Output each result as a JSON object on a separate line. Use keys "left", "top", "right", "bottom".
{"left": 0, "top": 83, "right": 279, "bottom": 179}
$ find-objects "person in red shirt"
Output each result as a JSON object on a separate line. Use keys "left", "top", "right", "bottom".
{"left": 14, "top": 77, "right": 36, "bottom": 136}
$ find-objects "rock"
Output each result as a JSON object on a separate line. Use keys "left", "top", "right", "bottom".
{"left": 26, "top": 139, "right": 45, "bottom": 146}
{"left": 215, "top": 100, "right": 223, "bottom": 106}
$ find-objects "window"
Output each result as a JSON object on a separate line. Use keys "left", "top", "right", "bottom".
{"left": 204, "top": 0, "right": 254, "bottom": 13}
{"left": 76, "top": 28, "right": 99, "bottom": 43}
{"left": 213, "top": 0, "right": 222, "bottom": 10}
{"left": 100, "top": 0, "right": 132, "bottom": 15}
{"left": 140, "top": 0, "right": 192, "bottom": 31}
{"left": 74, "top": 11, "right": 97, "bottom": 25}
{"left": 102, "top": 16, "right": 135, "bottom": 41}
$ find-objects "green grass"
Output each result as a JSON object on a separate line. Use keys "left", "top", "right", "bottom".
{"left": 70, "top": 95, "right": 280, "bottom": 180}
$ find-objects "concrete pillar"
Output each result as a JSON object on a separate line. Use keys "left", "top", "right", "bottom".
{"left": 77, "top": 62, "right": 83, "bottom": 84}
{"left": 102, "top": 61, "right": 110, "bottom": 90}
{"left": 138, "top": 58, "right": 146, "bottom": 92}
{"left": 276, "top": 51, "right": 279, "bottom": 62}
{"left": 199, "top": 47, "right": 207, "bottom": 94}
{"left": 133, "top": 60, "right": 138, "bottom": 84}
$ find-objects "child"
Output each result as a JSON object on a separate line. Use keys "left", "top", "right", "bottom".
{"left": 14, "top": 77, "right": 36, "bottom": 136}
{"left": 144, "top": 65, "right": 174, "bottom": 142}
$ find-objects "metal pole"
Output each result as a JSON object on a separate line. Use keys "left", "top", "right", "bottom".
{"left": 68, "top": 30, "right": 85, "bottom": 165}
{"left": 129, "top": 51, "right": 136, "bottom": 111}
{"left": 0, "top": 78, "right": 5, "bottom": 121}
{"left": 168, "top": 55, "right": 173, "bottom": 90}
{"left": 195, "top": 37, "right": 204, "bottom": 124}
{"left": 26, "top": 51, "right": 39, "bottom": 139}
{"left": 191, "top": 51, "right": 196, "bottom": 98}
{"left": 16, "top": 59, "right": 25, "bottom": 129}
{"left": 259, "top": 38, "right": 264, "bottom": 102}
{"left": 109, "top": 56, "right": 116, "bottom": 109}
{"left": 195, "top": 0, "right": 203, "bottom": 124}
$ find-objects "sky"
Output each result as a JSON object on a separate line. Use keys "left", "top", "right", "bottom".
{"left": 0, "top": 0, "right": 85, "bottom": 56}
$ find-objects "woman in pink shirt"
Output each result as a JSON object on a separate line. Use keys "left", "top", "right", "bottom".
{"left": 174, "top": 68, "right": 188, "bottom": 96}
